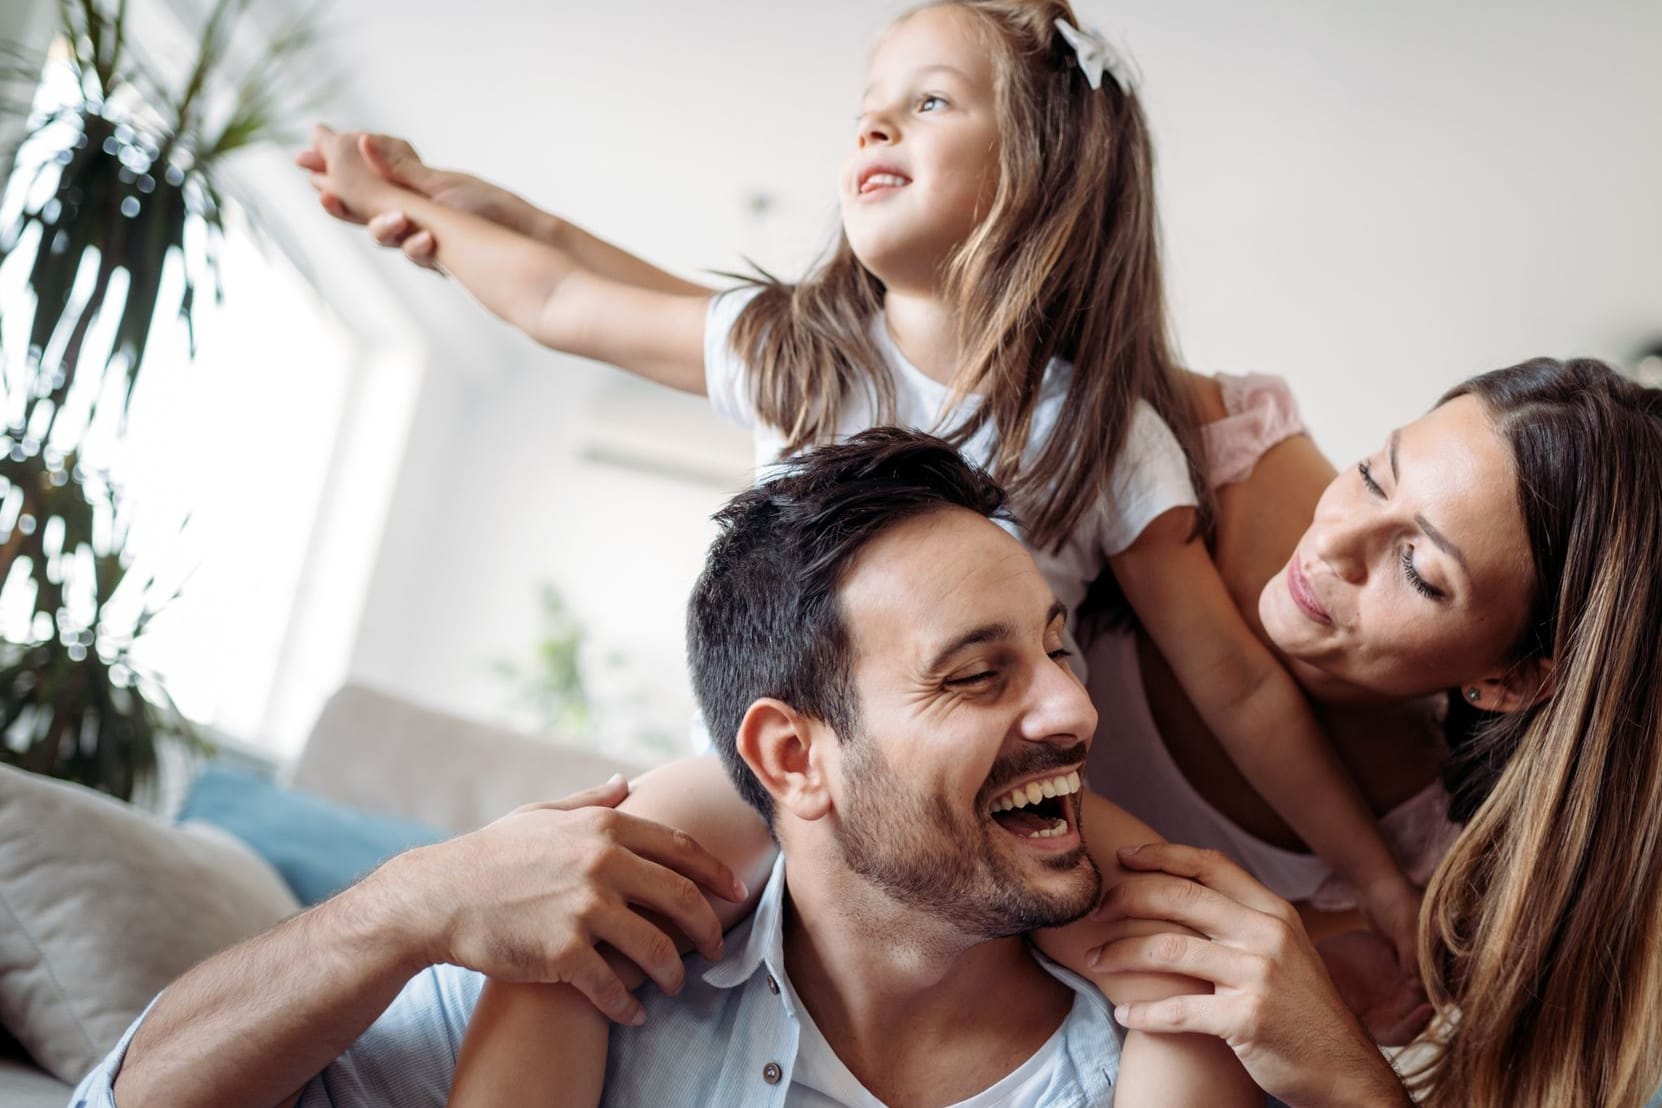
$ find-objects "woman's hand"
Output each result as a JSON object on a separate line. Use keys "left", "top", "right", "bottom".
{"left": 1088, "top": 843, "right": 1412, "bottom": 1108}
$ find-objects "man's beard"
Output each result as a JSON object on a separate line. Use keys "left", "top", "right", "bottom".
{"left": 834, "top": 738, "right": 1101, "bottom": 939}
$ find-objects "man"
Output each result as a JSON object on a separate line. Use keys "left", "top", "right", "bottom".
{"left": 77, "top": 429, "right": 1407, "bottom": 1107}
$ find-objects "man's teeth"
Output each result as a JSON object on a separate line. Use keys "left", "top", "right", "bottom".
{"left": 1026, "top": 819, "right": 1070, "bottom": 839}
{"left": 990, "top": 770, "right": 1082, "bottom": 812}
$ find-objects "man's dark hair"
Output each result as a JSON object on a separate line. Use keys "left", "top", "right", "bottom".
{"left": 687, "top": 428, "right": 1010, "bottom": 821}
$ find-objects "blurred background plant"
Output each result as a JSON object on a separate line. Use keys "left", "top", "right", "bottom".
{"left": 491, "top": 583, "right": 592, "bottom": 739}
{"left": 492, "top": 581, "right": 683, "bottom": 764}
{"left": 0, "top": 0, "right": 327, "bottom": 802}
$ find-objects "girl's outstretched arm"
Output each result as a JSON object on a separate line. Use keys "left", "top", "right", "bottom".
{"left": 446, "top": 753, "right": 776, "bottom": 1108}
{"left": 1035, "top": 792, "right": 1261, "bottom": 1106}
{"left": 297, "top": 132, "right": 713, "bottom": 298}
{"left": 1108, "top": 508, "right": 1421, "bottom": 970}
{"left": 306, "top": 126, "right": 710, "bottom": 394}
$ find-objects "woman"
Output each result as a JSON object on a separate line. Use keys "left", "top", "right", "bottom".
{"left": 1093, "top": 358, "right": 1662, "bottom": 1106}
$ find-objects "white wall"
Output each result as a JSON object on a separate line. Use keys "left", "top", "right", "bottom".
{"left": 326, "top": 0, "right": 1662, "bottom": 760}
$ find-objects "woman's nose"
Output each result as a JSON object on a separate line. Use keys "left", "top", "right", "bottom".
{"left": 1309, "top": 520, "right": 1369, "bottom": 584}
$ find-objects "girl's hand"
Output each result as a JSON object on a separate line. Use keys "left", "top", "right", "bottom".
{"left": 297, "top": 133, "right": 542, "bottom": 271}
{"left": 295, "top": 125, "right": 419, "bottom": 231}
{"left": 1088, "top": 843, "right": 1412, "bottom": 1108}
{"left": 1357, "top": 874, "right": 1422, "bottom": 976}
{"left": 1314, "top": 928, "right": 1433, "bottom": 1046}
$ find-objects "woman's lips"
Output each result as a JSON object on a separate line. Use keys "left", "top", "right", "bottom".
{"left": 1287, "top": 558, "right": 1333, "bottom": 625}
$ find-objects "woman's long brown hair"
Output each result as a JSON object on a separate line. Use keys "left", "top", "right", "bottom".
{"left": 1412, "top": 358, "right": 1662, "bottom": 1106}
{"left": 727, "top": 0, "right": 1209, "bottom": 552}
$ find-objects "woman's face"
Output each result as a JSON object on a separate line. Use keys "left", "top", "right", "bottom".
{"left": 1260, "top": 395, "right": 1537, "bottom": 699}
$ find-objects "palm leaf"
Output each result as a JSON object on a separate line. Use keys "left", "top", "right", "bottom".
{"left": 4, "top": 0, "right": 324, "bottom": 801}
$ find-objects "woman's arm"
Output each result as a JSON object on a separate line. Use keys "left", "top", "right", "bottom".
{"left": 1109, "top": 508, "right": 1421, "bottom": 969}
{"left": 446, "top": 754, "right": 777, "bottom": 1108}
{"left": 1034, "top": 792, "right": 1261, "bottom": 1106}
{"left": 306, "top": 127, "right": 710, "bottom": 394}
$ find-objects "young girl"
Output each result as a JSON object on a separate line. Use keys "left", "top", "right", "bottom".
{"left": 304, "top": 2, "right": 1419, "bottom": 1102}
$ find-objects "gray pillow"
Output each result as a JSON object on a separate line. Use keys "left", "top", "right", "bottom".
{"left": 0, "top": 765, "right": 301, "bottom": 1083}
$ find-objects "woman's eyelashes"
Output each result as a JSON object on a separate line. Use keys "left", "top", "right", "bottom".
{"left": 1400, "top": 546, "right": 1446, "bottom": 600}
{"left": 1358, "top": 459, "right": 1385, "bottom": 497}
{"left": 1359, "top": 459, "right": 1448, "bottom": 600}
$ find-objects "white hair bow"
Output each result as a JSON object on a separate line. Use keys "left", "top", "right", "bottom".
{"left": 1054, "top": 18, "right": 1136, "bottom": 92}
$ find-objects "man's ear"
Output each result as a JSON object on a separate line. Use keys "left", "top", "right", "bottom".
{"left": 1470, "top": 656, "right": 1556, "bottom": 714}
{"left": 735, "top": 698, "right": 833, "bottom": 822}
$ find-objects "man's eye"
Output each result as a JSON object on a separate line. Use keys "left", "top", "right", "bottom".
{"left": 1048, "top": 648, "right": 1073, "bottom": 664}
{"left": 945, "top": 670, "right": 995, "bottom": 687}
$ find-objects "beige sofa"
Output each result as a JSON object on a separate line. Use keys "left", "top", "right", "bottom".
{"left": 0, "top": 683, "right": 641, "bottom": 1106}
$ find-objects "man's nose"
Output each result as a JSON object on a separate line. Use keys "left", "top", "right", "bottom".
{"left": 1019, "top": 654, "right": 1097, "bottom": 746}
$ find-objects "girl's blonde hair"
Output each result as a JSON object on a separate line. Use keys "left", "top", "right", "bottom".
{"left": 728, "top": 0, "right": 1207, "bottom": 552}
{"left": 1411, "top": 358, "right": 1662, "bottom": 1106}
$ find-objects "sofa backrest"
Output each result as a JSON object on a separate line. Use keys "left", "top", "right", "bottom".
{"left": 291, "top": 684, "right": 643, "bottom": 834}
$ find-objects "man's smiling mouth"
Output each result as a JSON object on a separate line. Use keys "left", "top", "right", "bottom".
{"left": 987, "top": 769, "right": 1082, "bottom": 839}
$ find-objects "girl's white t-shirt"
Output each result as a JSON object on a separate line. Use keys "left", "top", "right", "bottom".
{"left": 703, "top": 286, "right": 1198, "bottom": 633}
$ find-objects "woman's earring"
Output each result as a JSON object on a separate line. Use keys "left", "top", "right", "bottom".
{"left": 1466, "top": 687, "right": 1482, "bottom": 703}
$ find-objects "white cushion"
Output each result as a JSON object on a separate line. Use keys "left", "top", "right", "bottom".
{"left": 0, "top": 765, "right": 300, "bottom": 1083}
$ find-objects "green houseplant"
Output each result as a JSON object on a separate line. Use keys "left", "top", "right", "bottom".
{"left": 0, "top": 0, "right": 323, "bottom": 800}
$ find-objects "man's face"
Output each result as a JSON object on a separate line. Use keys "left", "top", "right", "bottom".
{"left": 824, "top": 507, "right": 1101, "bottom": 938}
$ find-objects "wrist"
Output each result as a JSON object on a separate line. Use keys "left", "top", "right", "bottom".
{"left": 349, "top": 846, "right": 449, "bottom": 976}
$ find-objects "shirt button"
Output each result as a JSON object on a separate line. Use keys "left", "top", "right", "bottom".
{"left": 763, "top": 1062, "right": 783, "bottom": 1085}
{"left": 766, "top": 974, "right": 780, "bottom": 995}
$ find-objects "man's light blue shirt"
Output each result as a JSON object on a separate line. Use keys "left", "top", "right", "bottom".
{"left": 73, "top": 856, "right": 1121, "bottom": 1106}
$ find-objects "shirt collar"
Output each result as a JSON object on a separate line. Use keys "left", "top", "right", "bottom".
{"left": 700, "top": 851, "right": 790, "bottom": 993}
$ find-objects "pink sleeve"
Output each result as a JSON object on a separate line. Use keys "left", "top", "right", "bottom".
{"left": 1202, "top": 373, "right": 1309, "bottom": 488}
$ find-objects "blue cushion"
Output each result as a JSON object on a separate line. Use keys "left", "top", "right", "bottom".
{"left": 178, "top": 767, "right": 446, "bottom": 905}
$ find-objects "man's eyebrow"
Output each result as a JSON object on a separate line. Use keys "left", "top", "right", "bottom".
{"left": 924, "top": 601, "right": 1068, "bottom": 673}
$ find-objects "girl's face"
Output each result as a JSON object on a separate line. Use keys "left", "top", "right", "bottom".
{"left": 840, "top": 6, "right": 1002, "bottom": 291}
{"left": 1260, "top": 396, "right": 1538, "bottom": 700}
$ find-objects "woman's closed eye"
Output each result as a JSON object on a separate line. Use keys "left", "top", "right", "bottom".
{"left": 1399, "top": 546, "right": 1446, "bottom": 600}
{"left": 1358, "top": 459, "right": 1385, "bottom": 497}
